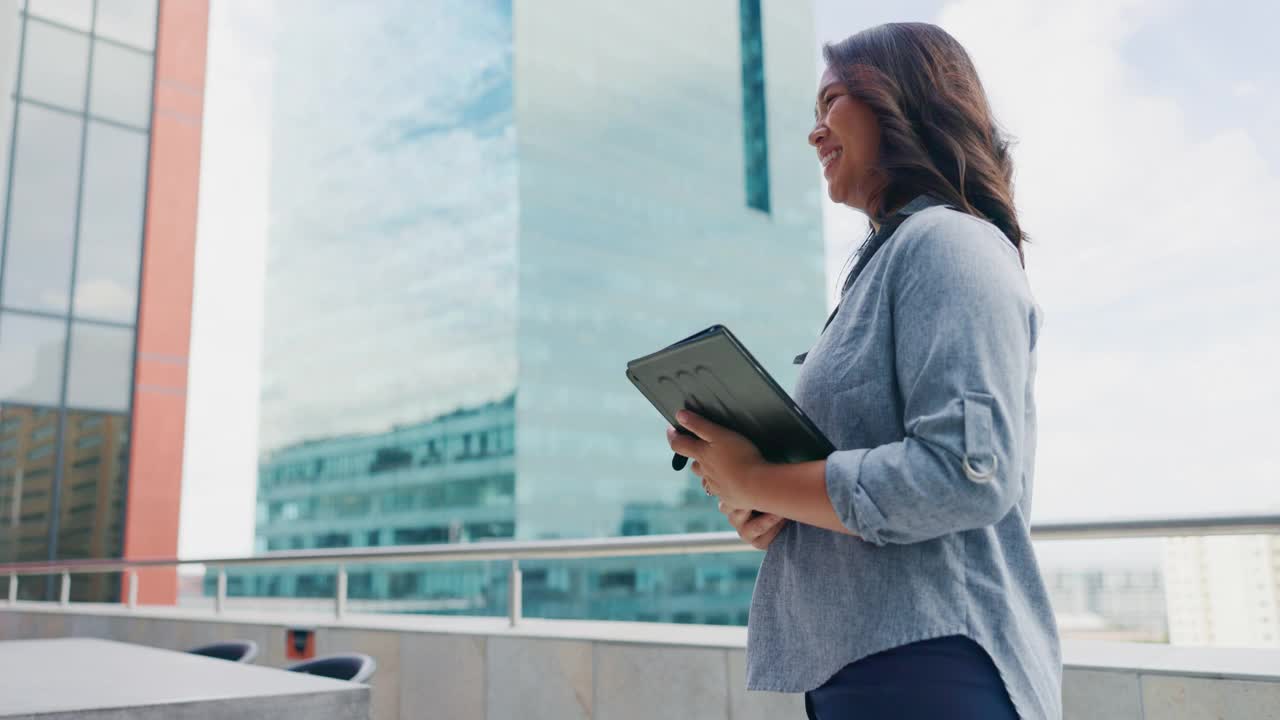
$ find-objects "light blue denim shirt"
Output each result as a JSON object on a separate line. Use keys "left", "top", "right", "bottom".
{"left": 745, "top": 193, "right": 1062, "bottom": 719}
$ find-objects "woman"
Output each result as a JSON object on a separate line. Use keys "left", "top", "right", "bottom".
{"left": 665, "top": 22, "right": 1061, "bottom": 720}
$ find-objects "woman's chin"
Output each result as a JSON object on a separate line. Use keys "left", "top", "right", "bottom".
{"left": 827, "top": 183, "right": 855, "bottom": 208}
{"left": 826, "top": 181, "right": 842, "bottom": 203}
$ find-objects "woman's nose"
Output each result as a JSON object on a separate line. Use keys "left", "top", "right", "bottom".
{"left": 809, "top": 123, "right": 826, "bottom": 147}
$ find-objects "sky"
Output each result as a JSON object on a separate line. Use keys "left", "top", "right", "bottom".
{"left": 181, "top": 0, "right": 1279, "bottom": 565}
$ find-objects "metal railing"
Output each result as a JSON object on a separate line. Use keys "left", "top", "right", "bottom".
{"left": 3, "top": 513, "right": 1279, "bottom": 627}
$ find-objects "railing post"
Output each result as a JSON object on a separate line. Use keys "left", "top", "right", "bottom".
{"left": 215, "top": 567, "right": 227, "bottom": 615}
{"left": 335, "top": 563, "right": 347, "bottom": 620}
{"left": 508, "top": 559, "right": 522, "bottom": 627}
{"left": 7, "top": 573, "right": 16, "bottom": 604}
{"left": 127, "top": 570, "right": 138, "bottom": 610}
{"left": 59, "top": 571, "right": 70, "bottom": 606}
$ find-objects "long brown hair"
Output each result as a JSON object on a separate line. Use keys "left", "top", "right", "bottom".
{"left": 824, "top": 22, "right": 1026, "bottom": 277}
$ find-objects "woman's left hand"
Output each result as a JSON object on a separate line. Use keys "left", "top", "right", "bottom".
{"left": 666, "top": 409, "right": 769, "bottom": 510}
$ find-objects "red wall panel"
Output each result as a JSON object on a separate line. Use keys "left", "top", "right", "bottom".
{"left": 121, "top": 0, "right": 209, "bottom": 605}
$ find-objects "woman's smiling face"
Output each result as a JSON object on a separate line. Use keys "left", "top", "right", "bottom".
{"left": 808, "top": 66, "right": 882, "bottom": 212}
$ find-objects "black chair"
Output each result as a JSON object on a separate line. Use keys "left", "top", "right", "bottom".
{"left": 286, "top": 653, "right": 377, "bottom": 683}
{"left": 188, "top": 640, "right": 259, "bottom": 663}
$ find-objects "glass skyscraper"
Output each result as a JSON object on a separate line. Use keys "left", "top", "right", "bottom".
{"left": 248, "top": 0, "right": 824, "bottom": 624}
{"left": 0, "top": 0, "right": 208, "bottom": 603}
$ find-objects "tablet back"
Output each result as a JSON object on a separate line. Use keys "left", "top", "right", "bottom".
{"left": 626, "top": 325, "right": 834, "bottom": 464}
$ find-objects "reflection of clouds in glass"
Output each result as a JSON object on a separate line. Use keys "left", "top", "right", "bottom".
{"left": 88, "top": 41, "right": 153, "bottom": 128}
{"left": 94, "top": 0, "right": 158, "bottom": 50}
{"left": 19, "top": 19, "right": 89, "bottom": 110}
{"left": 66, "top": 323, "right": 133, "bottom": 412}
{"left": 3, "top": 103, "right": 82, "bottom": 313}
{"left": 26, "top": 0, "right": 94, "bottom": 31}
{"left": 0, "top": 10, "right": 14, "bottom": 239}
{"left": 72, "top": 280, "right": 136, "bottom": 322}
{"left": 0, "top": 313, "right": 66, "bottom": 405}
{"left": 261, "top": 0, "right": 516, "bottom": 451}
{"left": 75, "top": 121, "right": 148, "bottom": 323}
{"left": 38, "top": 288, "right": 70, "bottom": 309}
{"left": 507, "top": 1, "right": 828, "bottom": 539}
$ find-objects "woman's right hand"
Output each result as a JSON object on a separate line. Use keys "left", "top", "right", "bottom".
{"left": 719, "top": 499, "right": 788, "bottom": 550}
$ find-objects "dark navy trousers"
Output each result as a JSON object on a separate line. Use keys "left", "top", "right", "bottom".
{"left": 803, "top": 635, "right": 1019, "bottom": 719}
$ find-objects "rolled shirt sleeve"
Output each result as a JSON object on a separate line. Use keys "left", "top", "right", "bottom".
{"left": 825, "top": 212, "right": 1038, "bottom": 546}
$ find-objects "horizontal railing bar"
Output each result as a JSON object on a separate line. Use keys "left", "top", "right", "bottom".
{"left": 1030, "top": 514, "right": 1280, "bottom": 541}
{"left": 0, "top": 533, "right": 752, "bottom": 575}
{"left": 1, "top": 514, "right": 1277, "bottom": 577}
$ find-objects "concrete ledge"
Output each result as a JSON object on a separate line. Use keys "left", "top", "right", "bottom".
{"left": 1, "top": 600, "right": 750, "bottom": 648}
{"left": 1062, "top": 638, "right": 1280, "bottom": 682}
{"left": 5, "top": 605, "right": 1280, "bottom": 720}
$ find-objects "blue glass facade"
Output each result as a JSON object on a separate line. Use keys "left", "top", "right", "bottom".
{"left": 261, "top": 0, "right": 518, "bottom": 455}
{"left": 740, "top": 0, "right": 771, "bottom": 213}
{"left": 243, "top": 396, "right": 514, "bottom": 606}
{"left": 245, "top": 0, "right": 824, "bottom": 625}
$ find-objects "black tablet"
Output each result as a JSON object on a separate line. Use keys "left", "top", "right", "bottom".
{"left": 626, "top": 324, "right": 835, "bottom": 465}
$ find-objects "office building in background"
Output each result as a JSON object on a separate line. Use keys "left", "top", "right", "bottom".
{"left": 1164, "top": 535, "right": 1280, "bottom": 647}
{"left": 0, "top": 0, "right": 208, "bottom": 603}
{"left": 240, "top": 0, "right": 824, "bottom": 623}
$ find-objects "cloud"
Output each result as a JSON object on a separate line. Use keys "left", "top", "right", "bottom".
{"left": 1233, "top": 80, "right": 1259, "bottom": 98}
{"left": 930, "top": 0, "right": 1280, "bottom": 520}
{"left": 72, "top": 279, "right": 135, "bottom": 320}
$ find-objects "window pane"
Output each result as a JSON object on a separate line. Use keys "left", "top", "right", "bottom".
{"left": 0, "top": 312, "right": 67, "bottom": 405}
{"left": 74, "top": 122, "right": 148, "bottom": 322}
{"left": 0, "top": 405, "right": 59, "bottom": 576}
{"left": 94, "top": 0, "right": 157, "bottom": 50}
{"left": 19, "top": 18, "right": 89, "bottom": 110}
{"left": 56, "top": 409, "right": 128, "bottom": 600}
{"left": 65, "top": 323, "right": 133, "bottom": 411}
{"left": 26, "top": 0, "right": 93, "bottom": 30}
{"left": 0, "top": 24, "right": 12, "bottom": 273}
{"left": 2, "top": 104, "right": 83, "bottom": 313}
{"left": 88, "top": 41, "right": 152, "bottom": 127}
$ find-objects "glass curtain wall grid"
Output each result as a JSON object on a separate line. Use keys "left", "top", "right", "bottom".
{"left": 0, "top": 0, "right": 157, "bottom": 600}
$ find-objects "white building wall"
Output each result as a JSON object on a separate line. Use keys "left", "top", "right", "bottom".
{"left": 1164, "top": 535, "right": 1280, "bottom": 647}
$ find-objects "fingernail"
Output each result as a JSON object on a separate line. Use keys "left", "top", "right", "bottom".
{"left": 676, "top": 410, "right": 688, "bottom": 423}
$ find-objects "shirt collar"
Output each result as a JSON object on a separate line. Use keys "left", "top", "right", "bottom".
{"left": 866, "top": 192, "right": 949, "bottom": 240}
{"left": 893, "top": 191, "right": 951, "bottom": 217}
